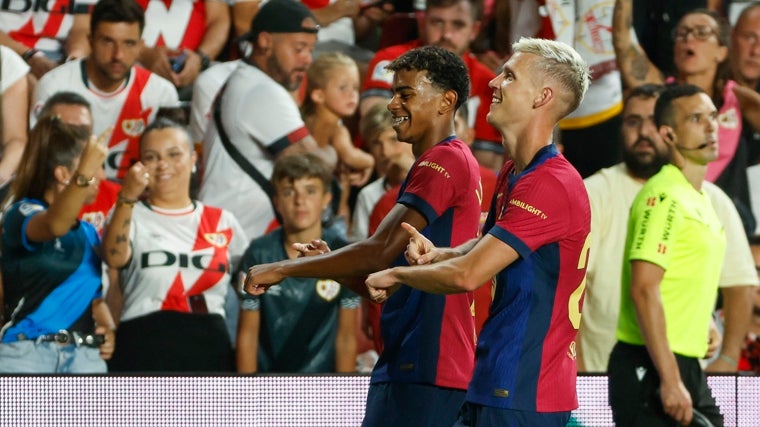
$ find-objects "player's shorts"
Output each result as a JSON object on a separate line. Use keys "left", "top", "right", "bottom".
{"left": 361, "top": 382, "right": 466, "bottom": 427}
{"left": 452, "top": 402, "right": 570, "bottom": 427}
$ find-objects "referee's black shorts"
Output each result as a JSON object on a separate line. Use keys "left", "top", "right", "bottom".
{"left": 607, "top": 341, "right": 723, "bottom": 427}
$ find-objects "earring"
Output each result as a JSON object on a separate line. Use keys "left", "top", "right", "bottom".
{"left": 192, "top": 165, "right": 197, "bottom": 174}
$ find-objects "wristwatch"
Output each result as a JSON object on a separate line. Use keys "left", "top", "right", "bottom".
{"left": 196, "top": 50, "right": 211, "bottom": 71}
{"left": 74, "top": 174, "right": 95, "bottom": 187}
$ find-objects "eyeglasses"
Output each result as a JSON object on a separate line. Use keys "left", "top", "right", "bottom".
{"left": 672, "top": 25, "right": 719, "bottom": 42}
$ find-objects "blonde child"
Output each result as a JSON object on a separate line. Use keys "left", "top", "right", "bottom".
{"left": 302, "top": 52, "right": 374, "bottom": 174}
{"left": 303, "top": 52, "right": 375, "bottom": 226}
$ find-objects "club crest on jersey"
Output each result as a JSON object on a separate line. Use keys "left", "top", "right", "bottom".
{"left": 122, "top": 118, "right": 146, "bottom": 137}
{"left": 203, "top": 232, "right": 229, "bottom": 248}
{"left": 81, "top": 211, "right": 105, "bottom": 232}
{"left": 315, "top": 279, "right": 340, "bottom": 302}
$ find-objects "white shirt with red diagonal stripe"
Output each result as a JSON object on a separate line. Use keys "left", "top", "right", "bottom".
{"left": 118, "top": 201, "right": 248, "bottom": 322}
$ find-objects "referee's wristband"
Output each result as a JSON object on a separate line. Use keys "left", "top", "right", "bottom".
{"left": 21, "top": 48, "right": 41, "bottom": 62}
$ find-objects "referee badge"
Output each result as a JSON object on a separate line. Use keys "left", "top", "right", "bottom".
{"left": 315, "top": 279, "right": 340, "bottom": 301}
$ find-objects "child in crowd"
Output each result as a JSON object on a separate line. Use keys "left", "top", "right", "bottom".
{"left": 236, "top": 153, "right": 359, "bottom": 373}
{"left": 302, "top": 53, "right": 375, "bottom": 227}
{"left": 302, "top": 52, "right": 375, "bottom": 174}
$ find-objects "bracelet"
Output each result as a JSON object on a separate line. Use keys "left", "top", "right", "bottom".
{"left": 21, "top": 48, "right": 40, "bottom": 62}
{"left": 116, "top": 192, "right": 139, "bottom": 207}
{"left": 718, "top": 353, "right": 738, "bottom": 366}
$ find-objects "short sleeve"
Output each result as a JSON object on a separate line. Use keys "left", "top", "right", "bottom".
{"left": 0, "top": 46, "right": 29, "bottom": 93}
{"left": 398, "top": 142, "right": 469, "bottom": 224}
{"left": 627, "top": 189, "right": 680, "bottom": 269}
{"left": 490, "top": 173, "right": 569, "bottom": 257}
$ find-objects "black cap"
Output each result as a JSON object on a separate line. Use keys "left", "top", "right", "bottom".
{"left": 239, "top": 0, "right": 320, "bottom": 43}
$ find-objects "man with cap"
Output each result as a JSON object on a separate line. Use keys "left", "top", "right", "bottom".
{"left": 198, "top": 0, "right": 332, "bottom": 240}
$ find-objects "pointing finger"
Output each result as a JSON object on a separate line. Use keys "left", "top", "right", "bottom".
{"left": 96, "top": 127, "right": 113, "bottom": 146}
{"left": 400, "top": 222, "right": 422, "bottom": 239}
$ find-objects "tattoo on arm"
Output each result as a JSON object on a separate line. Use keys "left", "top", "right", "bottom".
{"left": 630, "top": 48, "right": 651, "bottom": 82}
{"left": 108, "top": 248, "right": 120, "bottom": 256}
{"left": 115, "top": 234, "right": 127, "bottom": 244}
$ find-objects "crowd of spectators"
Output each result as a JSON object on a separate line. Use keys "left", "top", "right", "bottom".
{"left": 0, "top": 0, "right": 759, "bottom": 390}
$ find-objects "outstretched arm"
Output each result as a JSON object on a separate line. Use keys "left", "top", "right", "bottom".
{"left": 612, "top": 0, "right": 664, "bottom": 89}
{"left": 244, "top": 203, "right": 429, "bottom": 299}
{"left": 366, "top": 233, "right": 515, "bottom": 295}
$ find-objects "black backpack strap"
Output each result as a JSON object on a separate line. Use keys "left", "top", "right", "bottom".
{"left": 212, "top": 83, "right": 280, "bottom": 223}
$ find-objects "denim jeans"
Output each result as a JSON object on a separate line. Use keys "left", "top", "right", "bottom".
{"left": 0, "top": 340, "right": 106, "bottom": 373}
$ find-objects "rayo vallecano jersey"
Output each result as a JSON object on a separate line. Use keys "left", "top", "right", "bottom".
{"left": 136, "top": 0, "right": 207, "bottom": 51}
{"left": 31, "top": 60, "right": 179, "bottom": 181}
{"left": 0, "top": 0, "right": 96, "bottom": 54}
{"left": 118, "top": 201, "right": 247, "bottom": 322}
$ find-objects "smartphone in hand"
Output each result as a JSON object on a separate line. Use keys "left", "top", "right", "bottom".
{"left": 170, "top": 51, "right": 186, "bottom": 73}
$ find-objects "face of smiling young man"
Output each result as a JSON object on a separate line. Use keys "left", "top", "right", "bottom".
{"left": 387, "top": 68, "right": 446, "bottom": 155}
{"left": 486, "top": 52, "right": 541, "bottom": 138}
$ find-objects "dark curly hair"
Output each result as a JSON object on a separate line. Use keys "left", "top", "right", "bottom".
{"left": 386, "top": 45, "right": 471, "bottom": 111}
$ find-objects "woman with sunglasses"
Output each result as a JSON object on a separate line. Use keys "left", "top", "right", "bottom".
{"left": 613, "top": 1, "right": 760, "bottom": 205}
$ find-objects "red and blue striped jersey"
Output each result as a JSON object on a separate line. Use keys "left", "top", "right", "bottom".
{"left": 371, "top": 136, "right": 482, "bottom": 390}
{"left": 468, "top": 144, "right": 590, "bottom": 412}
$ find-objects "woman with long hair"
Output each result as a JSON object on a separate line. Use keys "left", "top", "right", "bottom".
{"left": 0, "top": 116, "right": 115, "bottom": 373}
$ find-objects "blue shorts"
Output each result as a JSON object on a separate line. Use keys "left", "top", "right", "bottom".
{"left": 453, "top": 402, "right": 571, "bottom": 427}
{"left": 0, "top": 340, "right": 106, "bottom": 373}
{"left": 362, "top": 382, "right": 466, "bottom": 427}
